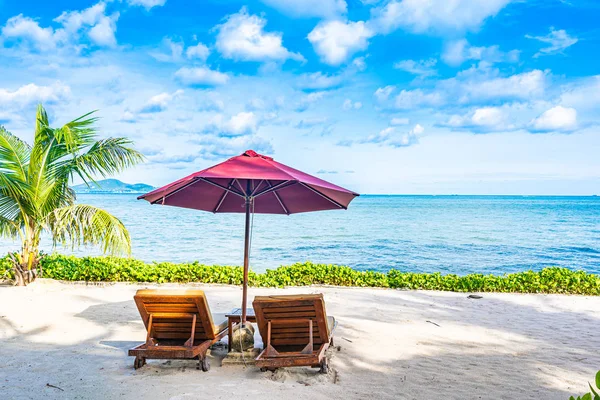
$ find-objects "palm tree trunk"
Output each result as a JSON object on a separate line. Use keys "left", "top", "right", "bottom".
{"left": 10, "top": 230, "right": 41, "bottom": 286}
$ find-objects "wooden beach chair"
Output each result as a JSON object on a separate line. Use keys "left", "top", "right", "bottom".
{"left": 253, "top": 294, "right": 337, "bottom": 373}
{"left": 128, "top": 289, "right": 227, "bottom": 371}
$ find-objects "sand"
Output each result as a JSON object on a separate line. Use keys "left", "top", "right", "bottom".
{"left": 1, "top": 280, "right": 599, "bottom": 400}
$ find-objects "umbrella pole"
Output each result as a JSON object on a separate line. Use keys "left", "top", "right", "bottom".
{"left": 241, "top": 197, "right": 251, "bottom": 326}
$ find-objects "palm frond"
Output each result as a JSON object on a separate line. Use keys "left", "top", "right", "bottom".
{"left": 0, "top": 126, "right": 31, "bottom": 180}
{"left": 0, "top": 192, "right": 23, "bottom": 222}
{"left": 0, "top": 126, "right": 34, "bottom": 227}
{"left": 0, "top": 214, "right": 22, "bottom": 240}
{"left": 34, "top": 104, "right": 49, "bottom": 140}
{"left": 35, "top": 175, "right": 74, "bottom": 218}
{"left": 53, "top": 110, "right": 99, "bottom": 153}
{"left": 47, "top": 204, "right": 131, "bottom": 255}
{"left": 0, "top": 172, "right": 35, "bottom": 219}
{"left": 71, "top": 138, "right": 145, "bottom": 182}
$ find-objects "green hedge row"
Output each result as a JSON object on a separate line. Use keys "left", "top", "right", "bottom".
{"left": 1, "top": 254, "right": 599, "bottom": 295}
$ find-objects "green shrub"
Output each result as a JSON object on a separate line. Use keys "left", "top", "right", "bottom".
{"left": 1, "top": 254, "right": 599, "bottom": 295}
{"left": 0, "top": 255, "right": 13, "bottom": 279}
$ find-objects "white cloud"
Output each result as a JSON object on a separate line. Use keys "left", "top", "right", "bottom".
{"left": 471, "top": 108, "right": 505, "bottom": 127}
{"left": 54, "top": 2, "right": 119, "bottom": 47}
{"left": 352, "top": 56, "right": 367, "bottom": 71}
{"left": 259, "top": 0, "right": 347, "bottom": 18}
{"left": 87, "top": 14, "right": 118, "bottom": 47}
{"left": 150, "top": 38, "right": 184, "bottom": 62}
{"left": 174, "top": 67, "right": 230, "bottom": 86}
{"left": 560, "top": 76, "right": 600, "bottom": 111}
{"left": 127, "top": 0, "right": 167, "bottom": 10}
{"left": 362, "top": 123, "right": 424, "bottom": 147}
{"left": 186, "top": 42, "right": 210, "bottom": 60}
{"left": 2, "top": 2, "right": 119, "bottom": 51}
{"left": 370, "top": 0, "right": 511, "bottom": 34}
{"left": 377, "top": 67, "right": 548, "bottom": 111}
{"left": 193, "top": 134, "right": 273, "bottom": 160}
{"left": 452, "top": 69, "right": 548, "bottom": 103}
{"left": 198, "top": 95, "right": 225, "bottom": 112}
{"left": 295, "top": 117, "right": 329, "bottom": 129}
{"left": 294, "top": 91, "right": 328, "bottom": 112}
{"left": 390, "top": 117, "right": 409, "bottom": 126}
{"left": 210, "top": 112, "right": 258, "bottom": 137}
{"left": 393, "top": 58, "right": 437, "bottom": 77}
{"left": 139, "top": 90, "right": 183, "bottom": 113}
{"left": 54, "top": 2, "right": 107, "bottom": 32}
{"left": 296, "top": 71, "right": 345, "bottom": 90}
{"left": 0, "top": 83, "right": 71, "bottom": 106}
{"left": 526, "top": 28, "right": 578, "bottom": 58}
{"left": 308, "top": 20, "right": 373, "bottom": 66}
{"left": 364, "top": 126, "right": 394, "bottom": 144}
{"left": 529, "top": 106, "right": 577, "bottom": 132}
{"left": 119, "top": 110, "right": 137, "bottom": 123}
{"left": 246, "top": 98, "right": 266, "bottom": 111}
{"left": 442, "top": 39, "right": 519, "bottom": 66}
{"left": 151, "top": 38, "right": 210, "bottom": 62}
{"left": 374, "top": 85, "right": 395, "bottom": 103}
{"left": 343, "top": 99, "right": 362, "bottom": 110}
{"left": 215, "top": 7, "right": 304, "bottom": 62}
{"left": 444, "top": 106, "right": 514, "bottom": 132}
{"left": 391, "top": 123, "right": 424, "bottom": 147}
{"left": 394, "top": 89, "right": 445, "bottom": 109}
{"left": 1, "top": 15, "right": 57, "bottom": 50}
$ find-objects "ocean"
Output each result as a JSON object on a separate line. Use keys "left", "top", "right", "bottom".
{"left": 1, "top": 194, "right": 599, "bottom": 275}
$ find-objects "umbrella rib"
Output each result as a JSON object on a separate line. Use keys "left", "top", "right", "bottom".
{"left": 213, "top": 178, "right": 234, "bottom": 213}
{"left": 298, "top": 182, "right": 346, "bottom": 209}
{"left": 150, "top": 178, "right": 199, "bottom": 204}
{"left": 234, "top": 179, "right": 247, "bottom": 196}
{"left": 250, "top": 179, "right": 265, "bottom": 196}
{"left": 266, "top": 180, "right": 289, "bottom": 215}
{"left": 253, "top": 180, "right": 296, "bottom": 199}
{"left": 198, "top": 177, "right": 245, "bottom": 198}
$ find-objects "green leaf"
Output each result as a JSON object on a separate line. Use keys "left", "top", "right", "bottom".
{"left": 590, "top": 383, "right": 599, "bottom": 398}
{"left": 596, "top": 371, "right": 600, "bottom": 390}
{"left": 583, "top": 393, "right": 592, "bottom": 400}
{"left": 48, "top": 204, "right": 131, "bottom": 255}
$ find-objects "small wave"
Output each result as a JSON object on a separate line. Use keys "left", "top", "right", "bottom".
{"left": 551, "top": 246, "right": 600, "bottom": 255}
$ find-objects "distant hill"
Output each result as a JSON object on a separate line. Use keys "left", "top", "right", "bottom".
{"left": 72, "top": 179, "right": 155, "bottom": 194}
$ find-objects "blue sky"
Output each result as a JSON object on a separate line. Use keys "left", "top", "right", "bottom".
{"left": 1, "top": 0, "right": 599, "bottom": 194}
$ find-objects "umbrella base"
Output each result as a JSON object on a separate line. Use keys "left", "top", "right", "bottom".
{"left": 231, "top": 324, "right": 255, "bottom": 352}
{"left": 221, "top": 348, "right": 261, "bottom": 366}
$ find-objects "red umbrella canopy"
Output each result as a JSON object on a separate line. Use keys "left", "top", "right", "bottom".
{"left": 138, "top": 150, "right": 359, "bottom": 213}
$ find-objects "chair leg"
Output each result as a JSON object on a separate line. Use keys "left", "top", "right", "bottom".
{"left": 134, "top": 356, "right": 146, "bottom": 369}
{"left": 319, "top": 358, "right": 328, "bottom": 374}
{"left": 197, "top": 355, "right": 210, "bottom": 372}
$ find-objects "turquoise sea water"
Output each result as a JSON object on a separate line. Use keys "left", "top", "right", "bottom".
{"left": 1, "top": 194, "right": 599, "bottom": 275}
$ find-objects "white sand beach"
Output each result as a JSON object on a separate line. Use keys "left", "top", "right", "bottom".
{"left": 1, "top": 281, "right": 599, "bottom": 400}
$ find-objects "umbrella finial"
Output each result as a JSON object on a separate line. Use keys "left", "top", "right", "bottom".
{"left": 243, "top": 149, "right": 259, "bottom": 157}
{"left": 243, "top": 150, "right": 273, "bottom": 160}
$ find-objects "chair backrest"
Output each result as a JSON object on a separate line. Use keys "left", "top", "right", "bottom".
{"left": 253, "top": 294, "right": 330, "bottom": 347}
{"left": 134, "top": 289, "right": 218, "bottom": 341}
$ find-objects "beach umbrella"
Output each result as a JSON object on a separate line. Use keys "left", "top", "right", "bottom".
{"left": 138, "top": 150, "right": 359, "bottom": 324}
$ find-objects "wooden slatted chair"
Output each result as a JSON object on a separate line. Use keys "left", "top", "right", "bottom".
{"left": 128, "top": 289, "right": 227, "bottom": 371}
{"left": 253, "top": 294, "right": 337, "bottom": 373}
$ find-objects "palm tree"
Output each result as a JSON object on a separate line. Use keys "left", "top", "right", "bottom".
{"left": 0, "top": 105, "right": 144, "bottom": 286}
